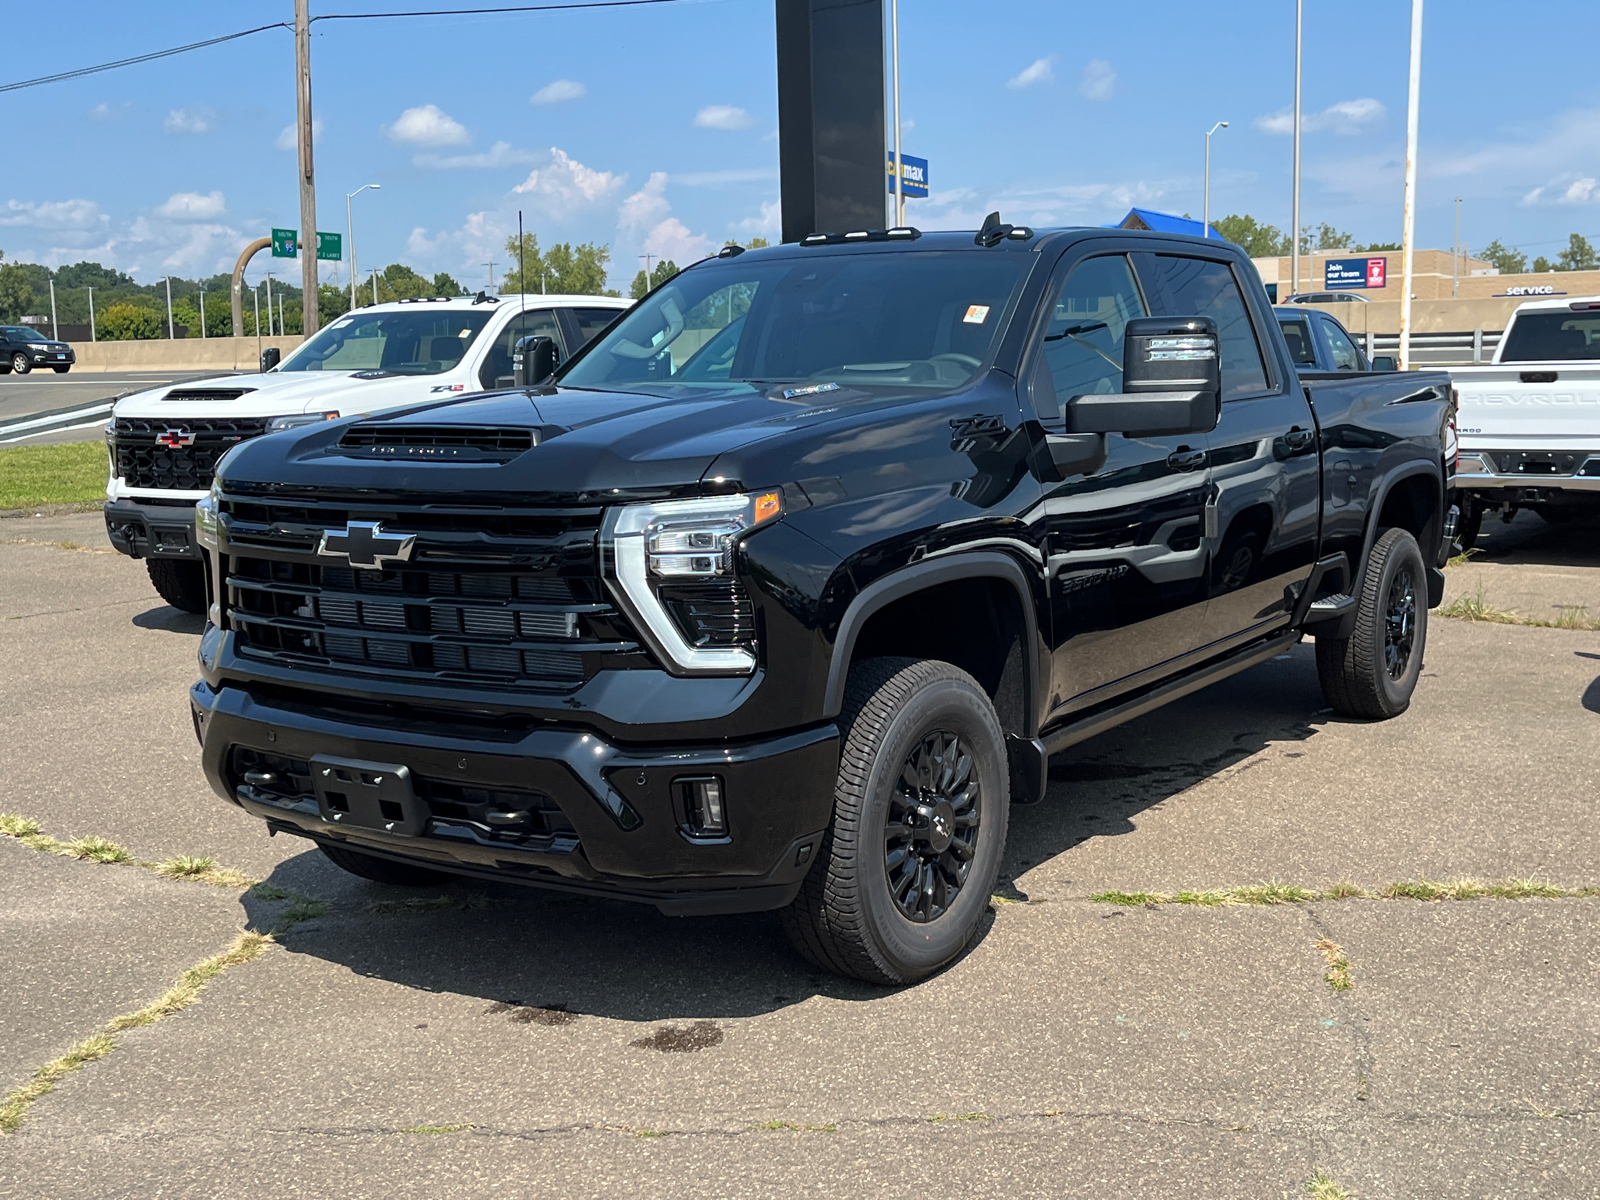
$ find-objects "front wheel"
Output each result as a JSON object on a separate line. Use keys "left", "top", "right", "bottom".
{"left": 1315, "top": 527, "right": 1427, "bottom": 720}
{"left": 146, "top": 558, "right": 208, "bottom": 614}
{"left": 11, "top": 352, "right": 30, "bottom": 375}
{"left": 781, "top": 657, "right": 1010, "bottom": 985}
{"left": 52, "top": 365, "right": 70, "bottom": 374}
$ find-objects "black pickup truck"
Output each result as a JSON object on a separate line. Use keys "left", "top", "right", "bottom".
{"left": 190, "top": 220, "right": 1453, "bottom": 984}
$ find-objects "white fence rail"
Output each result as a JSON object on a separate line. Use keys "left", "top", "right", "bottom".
{"left": 1362, "top": 330, "right": 1503, "bottom": 366}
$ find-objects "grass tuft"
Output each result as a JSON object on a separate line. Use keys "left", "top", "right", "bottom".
{"left": 1230, "top": 882, "right": 1318, "bottom": 906}
{"left": 0, "top": 1033, "right": 116, "bottom": 1134}
{"left": 1089, "top": 890, "right": 1166, "bottom": 907}
{"left": 0, "top": 813, "right": 43, "bottom": 837}
{"left": 64, "top": 836, "right": 132, "bottom": 864}
{"left": 1440, "top": 582, "right": 1600, "bottom": 630}
{"left": 106, "top": 933, "right": 270, "bottom": 1032}
{"left": 156, "top": 856, "right": 216, "bottom": 878}
{"left": 1305, "top": 1167, "right": 1353, "bottom": 1199}
{"left": 1173, "top": 889, "right": 1231, "bottom": 907}
{"left": 1314, "top": 939, "right": 1354, "bottom": 992}
{"left": 1321, "top": 881, "right": 1373, "bottom": 900}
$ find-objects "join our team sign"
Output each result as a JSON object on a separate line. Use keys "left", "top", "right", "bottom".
{"left": 1325, "top": 256, "right": 1387, "bottom": 290}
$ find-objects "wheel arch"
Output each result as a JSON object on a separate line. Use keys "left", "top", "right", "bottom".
{"left": 1355, "top": 462, "right": 1443, "bottom": 597}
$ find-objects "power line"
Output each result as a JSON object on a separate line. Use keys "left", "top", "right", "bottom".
{"left": 0, "top": 24, "right": 291, "bottom": 94}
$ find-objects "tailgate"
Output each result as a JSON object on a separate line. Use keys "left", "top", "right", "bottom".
{"left": 1454, "top": 366, "right": 1600, "bottom": 444}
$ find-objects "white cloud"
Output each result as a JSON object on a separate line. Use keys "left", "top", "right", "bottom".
{"left": 164, "top": 107, "right": 216, "bottom": 135}
{"left": 1079, "top": 59, "right": 1115, "bottom": 101}
{"left": 275, "top": 118, "right": 324, "bottom": 151}
{"left": 414, "top": 141, "right": 540, "bottom": 169}
{"left": 1008, "top": 56, "right": 1056, "bottom": 90}
{"left": 512, "top": 147, "right": 622, "bottom": 211}
{"left": 695, "top": 105, "right": 753, "bottom": 130}
{"left": 1255, "top": 97, "right": 1385, "bottom": 136}
{"left": 1521, "top": 175, "right": 1600, "bottom": 207}
{"left": 670, "top": 167, "right": 778, "bottom": 187}
{"left": 89, "top": 102, "right": 121, "bottom": 122}
{"left": 733, "top": 200, "right": 781, "bottom": 239}
{"left": 384, "top": 104, "right": 470, "bottom": 147}
{"left": 644, "top": 217, "right": 714, "bottom": 264}
{"left": 159, "top": 223, "right": 241, "bottom": 271}
{"left": 619, "top": 172, "right": 671, "bottom": 230}
{"left": 0, "top": 198, "right": 107, "bottom": 232}
{"left": 155, "top": 191, "right": 226, "bottom": 220}
{"left": 531, "top": 79, "right": 586, "bottom": 105}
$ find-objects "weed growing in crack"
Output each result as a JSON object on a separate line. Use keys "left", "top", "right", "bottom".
{"left": 0, "top": 814, "right": 42, "bottom": 838}
{"left": 1304, "top": 1167, "right": 1353, "bottom": 1199}
{"left": 64, "top": 836, "right": 132, "bottom": 864}
{"left": 1090, "top": 878, "right": 1597, "bottom": 908}
{"left": 400, "top": 1123, "right": 472, "bottom": 1134}
{"left": 753, "top": 1121, "right": 837, "bottom": 1132}
{"left": 927, "top": 1112, "right": 988, "bottom": 1123}
{"left": 0, "top": 1034, "right": 114, "bottom": 1133}
{"left": 1314, "top": 939, "right": 1354, "bottom": 992}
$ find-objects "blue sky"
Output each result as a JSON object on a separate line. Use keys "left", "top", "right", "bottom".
{"left": 4, "top": 0, "right": 1599, "bottom": 291}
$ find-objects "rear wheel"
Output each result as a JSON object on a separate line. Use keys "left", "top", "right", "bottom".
{"left": 318, "top": 843, "right": 453, "bottom": 886}
{"left": 1315, "top": 527, "right": 1427, "bottom": 720}
{"left": 781, "top": 657, "right": 1009, "bottom": 985}
{"left": 146, "top": 558, "right": 208, "bottom": 614}
{"left": 11, "top": 352, "right": 30, "bottom": 375}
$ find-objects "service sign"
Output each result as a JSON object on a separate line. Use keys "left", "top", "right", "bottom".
{"left": 1325, "top": 255, "right": 1387, "bottom": 290}
{"left": 887, "top": 153, "right": 929, "bottom": 199}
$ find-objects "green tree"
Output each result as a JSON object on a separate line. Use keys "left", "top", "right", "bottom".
{"left": 1212, "top": 214, "right": 1291, "bottom": 257}
{"left": 98, "top": 302, "right": 162, "bottom": 340}
{"left": 1360, "top": 241, "right": 1401, "bottom": 252}
{"left": 318, "top": 283, "right": 350, "bottom": 326}
{"left": 629, "top": 259, "right": 679, "bottom": 299}
{"left": 1533, "top": 256, "right": 1554, "bottom": 273}
{"left": 1556, "top": 232, "right": 1597, "bottom": 272}
{"left": 377, "top": 263, "right": 438, "bottom": 301}
{"left": 1478, "top": 239, "right": 1527, "bottom": 275}
{"left": 501, "top": 234, "right": 618, "bottom": 296}
{"left": 1299, "top": 222, "right": 1353, "bottom": 254}
{"left": 742, "top": 237, "right": 770, "bottom": 249}
{"left": 432, "top": 271, "right": 464, "bottom": 296}
{"left": 0, "top": 262, "right": 34, "bottom": 322}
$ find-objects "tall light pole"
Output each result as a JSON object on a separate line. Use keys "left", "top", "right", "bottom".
{"left": 1399, "top": 0, "right": 1424, "bottom": 372}
{"left": 87, "top": 286, "right": 96, "bottom": 342}
{"left": 265, "top": 271, "right": 274, "bottom": 336}
{"left": 1291, "top": 0, "right": 1303, "bottom": 296}
{"left": 889, "top": 0, "right": 904, "bottom": 227}
{"left": 1204, "top": 121, "right": 1228, "bottom": 238}
{"left": 346, "top": 183, "right": 380, "bottom": 312}
{"left": 1452, "top": 195, "right": 1462, "bottom": 299}
{"left": 294, "top": 0, "right": 320, "bottom": 337}
{"left": 48, "top": 273, "right": 58, "bottom": 340}
{"left": 165, "top": 276, "right": 175, "bottom": 340}
{"left": 199, "top": 286, "right": 206, "bottom": 339}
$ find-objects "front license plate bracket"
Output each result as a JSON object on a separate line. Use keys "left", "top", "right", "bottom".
{"left": 309, "top": 755, "right": 425, "bottom": 836}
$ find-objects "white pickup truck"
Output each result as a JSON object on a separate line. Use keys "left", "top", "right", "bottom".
{"left": 104, "top": 292, "right": 631, "bottom": 611}
{"left": 1450, "top": 293, "right": 1600, "bottom": 547}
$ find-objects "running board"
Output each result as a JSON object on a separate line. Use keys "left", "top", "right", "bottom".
{"left": 1040, "top": 631, "right": 1302, "bottom": 757}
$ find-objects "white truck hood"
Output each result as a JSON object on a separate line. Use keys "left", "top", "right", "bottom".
{"left": 1450, "top": 362, "right": 1600, "bottom": 445}
{"left": 113, "top": 370, "right": 469, "bottom": 421}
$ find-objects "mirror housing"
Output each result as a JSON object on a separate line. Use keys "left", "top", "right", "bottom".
{"left": 259, "top": 346, "right": 281, "bottom": 373}
{"left": 513, "top": 335, "right": 560, "bottom": 387}
{"left": 1371, "top": 355, "right": 1397, "bottom": 372}
{"left": 1063, "top": 316, "right": 1221, "bottom": 437}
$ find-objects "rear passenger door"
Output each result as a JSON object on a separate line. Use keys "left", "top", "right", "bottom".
{"left": 1140, "top": 251, "right": 1320, "bottom": 648}
{"left": 478, "top": 307, "right": 562, "bottom": 390}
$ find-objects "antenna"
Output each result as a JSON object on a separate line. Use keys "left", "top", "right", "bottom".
{"left": 518, "top": 209, "right": 526, "bottom": 386}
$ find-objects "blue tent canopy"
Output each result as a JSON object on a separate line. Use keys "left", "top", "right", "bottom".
{"left": 1117, "top": 208, "right": 1222, "bottom": 240}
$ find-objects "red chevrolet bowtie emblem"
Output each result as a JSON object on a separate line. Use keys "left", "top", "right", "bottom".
{"left": 156, "top": 428, "right": 195, "bottom": 449}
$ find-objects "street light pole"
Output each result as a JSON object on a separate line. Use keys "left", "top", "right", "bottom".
{"left": 346, "top": 183, "right": 380, "bottom": 311}
{"left": 165, "top": 276, "right": 174, "bottom": 340}
{"left": 890, "top": 0, "right": 904, "bottom": 227}
{"left": 87, "top": 286, "right": 96, "bottom": 342}
{"left": 1291, "top": 0, "right": 1303, "bottom": 296}
{"left": 1399, "top": 0, "right": 1424, "bottom": 372}
{"left": 48, "top": 274, "right": 58, "bottom": 340}
{"left": 265, "top": 271, "right": 274, "bottom": 336}
{"left": 1453, "top": 195, "right": 1462, "bottom": 299}
{"left": 199, "top": 286, "right": 206, "bottom": 339}
{"left": 1204, "top": 121, "right": 1228, "bottom": 238}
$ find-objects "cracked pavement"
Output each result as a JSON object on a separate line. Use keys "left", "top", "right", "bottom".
{"left": 0, "top": 512, "right": 1596, "bottom": 1198}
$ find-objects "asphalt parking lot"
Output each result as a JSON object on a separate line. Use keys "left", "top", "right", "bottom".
{"left": 0, "top": 371, "right": 228, "bottom": 446}
{"left": 1, "top": 510, "right": 1596, "bottom": 1198}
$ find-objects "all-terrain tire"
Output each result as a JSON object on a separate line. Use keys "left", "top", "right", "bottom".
{"left": 1315, "top": 527, "right": 1427, "bottom": 720}
{"left": 146, "top": 558, "right": 208, "bottom": 614}
{"left": 318, "top": 843, "right": 453, "bottom": 887}
{"left": 780, "top": 657, "right": 1010, "bottom": 985}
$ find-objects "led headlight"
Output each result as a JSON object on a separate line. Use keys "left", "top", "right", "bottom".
{"left": 604, "top": 491, "right": 782, "bottom": 675}
{"left": 265, "top": 410, "right": 339, "bottom": 434}
{"left": 194, "top": 487, "right": 220, "bottom": 551}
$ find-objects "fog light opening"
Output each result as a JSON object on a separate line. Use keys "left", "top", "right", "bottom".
{"left": 677, "top": 776, "right": 727, "bottom": 837}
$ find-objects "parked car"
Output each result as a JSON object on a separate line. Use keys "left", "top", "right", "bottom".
{"left": 189, "top": 221, "right": 1454, "bottom": 983}
{"left": 0, "top": 325, "right": 75, "bottom": 374}
{"left": 1276, "top": 307, "right": 1382, "bottom": 373}
{"left": 1448, "top": 294, "right": 1600, "bottom": 546}
{"left": 1283, "top": 292, "right": 1370, "bottom": 305}
{"left": 104, "top": 294, "right": 630, "bottom": 612}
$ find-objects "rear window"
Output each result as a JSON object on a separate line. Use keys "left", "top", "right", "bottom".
{"left": 1498, "top": 312, "right": 1600, "bottom": 362}
{"left": 1278, "top": 318, "right": 1317, "bottom": 366}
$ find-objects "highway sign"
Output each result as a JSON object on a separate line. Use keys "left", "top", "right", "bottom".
{"left": 887, "top": 153, "right": 929, "bottom": 199}
{"left": 316, "top": 232, "right": 342, "bottom": 262}
{"left": 271, "top": 228, "right": 298, "bottom": 258}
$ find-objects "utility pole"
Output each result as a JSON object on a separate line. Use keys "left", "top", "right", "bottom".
{"left": 48, "top": 274, "right": 57, "bottom": 340}
{"left": 295, "top": 0, "right": 320, "bottom": 337}
{"left": 87, "top": 286, "right": 96, "bottom": 341}
{"left": 1452, "top": 196, "right": 1461, "bottom": 299}
{"left": 165, "top": 276, "right": 175, "bottom": 339}
{"left": 1399, "top": 0, "right": 1423, "bottom": 372}
{"left": 483, "top": 261, "right": 496, "bottom": 294}
{"left": 1204, "top": 121, "right": 1228, "bottom": 238}
{"left": 199, "top": 286, "right": 207, "bottom": 339}
{"left": 265, "top": 271, "right": 275, "bottom": 336}
{"left": 638, "top": 253, "right": 655, "bottom": 295}
{"left": 253, "top": 284, "right": 262, "bottom": 356}
{"left": 889, "top": 0, "right": 903, "bottom": 227}
{"left": 1291, "top": 0, "right": 1303, "bottom": 296}
{"left": 371, "top": 269, "right": 378, "bottom": 307}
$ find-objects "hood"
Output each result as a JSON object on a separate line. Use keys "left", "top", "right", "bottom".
{"left": 216, "top": 377, "right": 983, "bottom": 504}
{"left": 111, "top": 369, "right": 475, "bottom": 420}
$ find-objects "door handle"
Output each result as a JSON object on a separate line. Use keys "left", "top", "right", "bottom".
{"left": 1166, "top": 447, "right": 1207, "bottom": 471}
{"left": 1283, "top": 427, "right": 1315, "bottom": 451}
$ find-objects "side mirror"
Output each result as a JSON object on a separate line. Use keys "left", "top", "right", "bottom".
{"left": 513, "top": 335, "right": 560, "bottom": 387}
{"left": 259, "top": 346, "right": 281, "bottom": 373}
{"left": 1063, "top": 316, "right": 1221, "bottom": 437}
{"left": 1371, "top": 355, "right": 1397, "bottom": 372}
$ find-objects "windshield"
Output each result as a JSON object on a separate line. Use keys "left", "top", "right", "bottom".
{"left": 278, "top": 309, "right": 493, "bottom": 375}
{"left": 6, "top": 327, "right": 49, "bottom": 343}
{"left": 1498, "top": 312, "right": 1600, "bottom": 362}
{"left": 559, "top": 251, "right": 1032, "bottom": 394}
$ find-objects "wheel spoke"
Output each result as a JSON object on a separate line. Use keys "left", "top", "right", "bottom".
{"left": 883, "top": 727, "right": 984, "bottom": 923}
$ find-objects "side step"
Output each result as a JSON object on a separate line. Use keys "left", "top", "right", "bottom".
{"left": 1304, "top": 592, "right": 1357, "bottom": 621}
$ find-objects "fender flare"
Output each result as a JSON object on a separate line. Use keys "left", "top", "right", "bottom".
{"left": 1352, "top": 460, "right": 1443, "bottom": 596}
{"left": 821, "top": 550, "right": 1042, "bottom": 725}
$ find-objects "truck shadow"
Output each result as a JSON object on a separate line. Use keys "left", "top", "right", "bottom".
{"left": 131, "top": 605, "right": 206, "bottom": 635}
{"left": 240, "top": 643, "right": 1334, "bottom": 1022}
{"left": 1466, "top": 509, "right": 1600, "bottom": 569}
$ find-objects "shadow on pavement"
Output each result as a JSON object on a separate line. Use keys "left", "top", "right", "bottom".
{"left": 1467, "top": 509, "right": 1600, "bottom": 568}
{"left": 234, "top": 643, "right": 1335, "bottom": 1020}
{"left": 132, "top": 605, "right": 206, "bottom": 635}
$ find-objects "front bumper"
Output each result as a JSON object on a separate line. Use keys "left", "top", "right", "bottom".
{"left": 104, "top": 496, "right": 201, "bottom": 559}
{"left": 23, "top": 348, "right": 73, "bottom": 366}
{"left": 191, "top": 678, "right": 839, "bottom": 915}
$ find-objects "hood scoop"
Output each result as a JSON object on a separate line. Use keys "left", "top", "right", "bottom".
{"left": 164, "top": 387, "right": 258, "bottom": 402}
{"left": 338, "top": 423, "right": 537, "bottom": 463}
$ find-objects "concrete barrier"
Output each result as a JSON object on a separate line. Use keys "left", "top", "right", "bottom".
{"left": 67, "top": 335, "right": 304, "bottom": 373}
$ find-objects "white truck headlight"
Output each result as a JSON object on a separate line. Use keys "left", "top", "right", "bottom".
{"left": 603, "top": 491, "right": 782, "bottom": 675}
{"left": 194, "top": 488, "right": 220, "bottom": 551}
{"left": 265, "top": 410, "right": 339, "bottom": 434}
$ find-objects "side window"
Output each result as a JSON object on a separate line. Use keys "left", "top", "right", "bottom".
{"left": 1279, "top": 319, "right": 1317, "bottom": 366}
{"left": 1033, "top": 255, "right": 1146, "bottom": 424}
{"left": 1323, "top": 320, "right": 1363, "bottom": 371}
{"left": 479, "top": 309, "right": 561, "bottom": 390}
{"left": 573, "top": 307, "right": 623, "bottom": 345}
{"left": 1149, "top": 256, "right": 1270, "bottom": 399}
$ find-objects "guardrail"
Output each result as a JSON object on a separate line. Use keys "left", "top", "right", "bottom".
{"left": 1361, "top": 330, "right": 1503, "bottom": 366}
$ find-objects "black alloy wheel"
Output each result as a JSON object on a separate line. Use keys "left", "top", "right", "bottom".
{"left": 1383, "top": 563, "right": 1417, "bottom": 679}
{"left": 884, "top": 731, "right": 982, "bottom": 923}
{"left": 11, "top": 352, "right": 30, "bottom": 375}
{"left": 1315, "top": 526, "right": 1428, "bottom": 720}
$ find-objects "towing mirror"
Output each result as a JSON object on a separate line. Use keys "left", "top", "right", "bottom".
{"left": 1371, "top": 355, "right": 1397, "bottom": 372}
{"left": 513, "top": 335, "right": 560, "bottom": 387}
{"left": 259, "top": 346, "right": 281, "bottom": 373}
{"left": 1063, "top": 316, "right": 1221, "bottom": 438}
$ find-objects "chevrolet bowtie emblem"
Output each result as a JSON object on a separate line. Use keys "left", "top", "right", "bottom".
{"left": 316, "top": 521, "right": 416, "bottom": 571}
{"left": 155, "top": 427, "right": 195, "bottom": 449}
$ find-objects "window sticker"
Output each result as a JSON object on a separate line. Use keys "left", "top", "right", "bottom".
{"left": 459, "top": 328, "right": 473, "bottom": 337}
{"left": 963, "top": 304, "right": 990, "bottom": 324}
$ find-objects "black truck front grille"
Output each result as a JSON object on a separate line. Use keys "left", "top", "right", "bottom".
{"left": 222, "top": 497, "right": 636, "bottom": 691}
{"left": 114, "top": 417, "right": 268, "bottom": 491}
